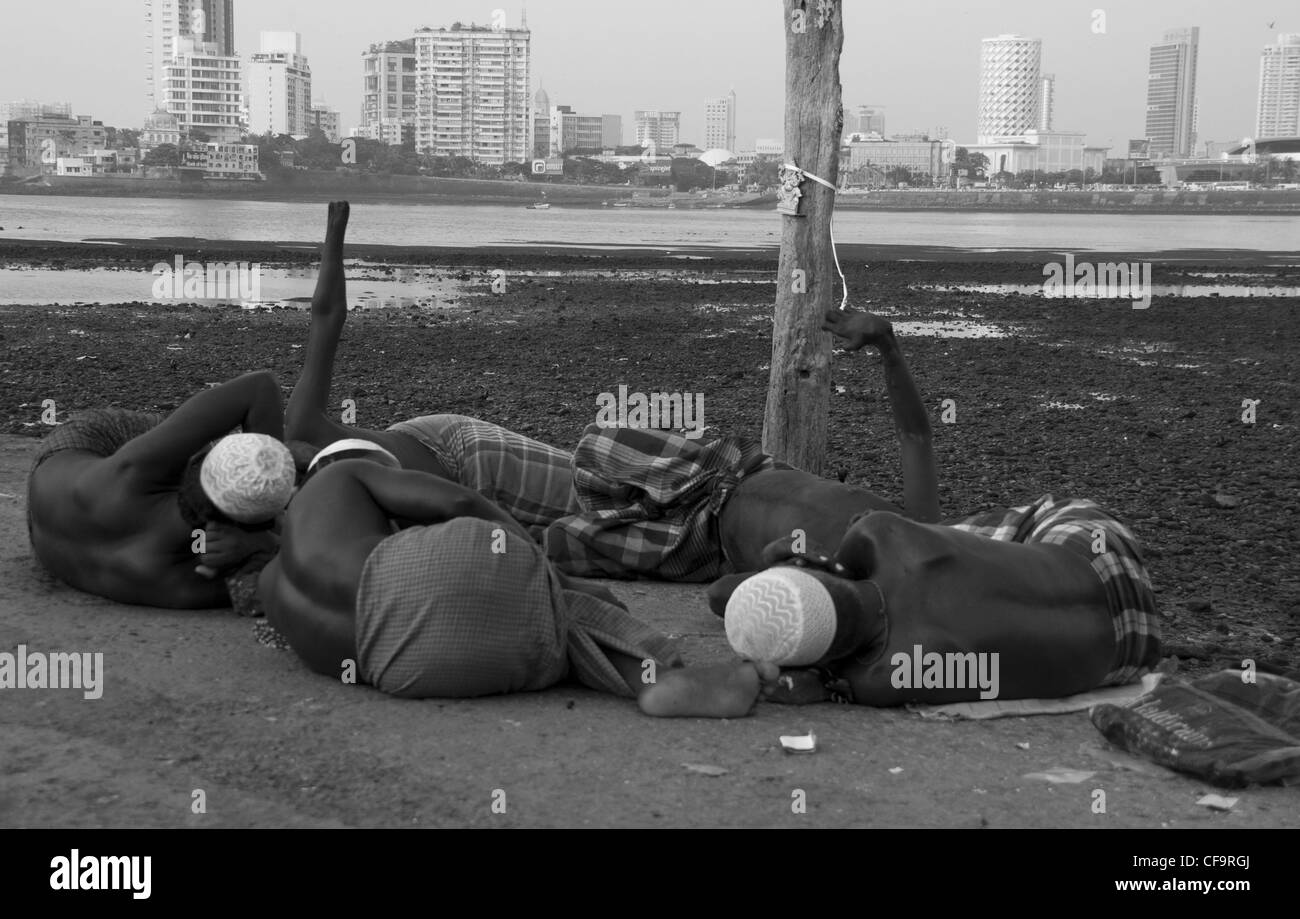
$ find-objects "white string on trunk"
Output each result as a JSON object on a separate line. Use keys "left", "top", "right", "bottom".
{"left": 782, "top": 163, "right": 848, "bottom": 310}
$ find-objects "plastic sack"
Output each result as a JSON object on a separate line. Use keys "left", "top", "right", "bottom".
{"left": 1089, "top": 669, "right": 1300, "bottom": 787}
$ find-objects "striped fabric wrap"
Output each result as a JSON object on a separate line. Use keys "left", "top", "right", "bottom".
{"left": 544, "top": 424, "right": 777, "bottom": 582}
{"left": 354, "top": 517, "right": 682, "bottom": 699}
{"left": 387, "top": 414, "right": 580, "bottom": 542}
{"left": 947, "top": 494, "right": 1162, "bottom": 685}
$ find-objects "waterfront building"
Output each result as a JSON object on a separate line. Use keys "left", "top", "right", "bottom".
{"left": 248, "top": 32, "right": 312, "bottom": 138}
{"left": 635, "top": 110, "right": 681, "bottom": 150}
{"left": 1257, "top": 33, "right": 1300, "bottom": 138}
{"left": 1145, "top": 27, "right": 1199, "bottom": 157}
{"left": 145, "top": 0, "right": 236, "bottom": 111}
{"left": 978, "top": 35, "right": 1042, "bottom": 143}
{"left": 704, "top": 90, "right": 736, "bottom": 152}
{"left": 361, "top": 39, "right": 418, "bottom": 138}
{"left": 413, "top": 22, "right": 532, "bottom": 165}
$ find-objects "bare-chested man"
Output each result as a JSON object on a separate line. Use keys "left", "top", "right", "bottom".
{"left": 709, "top": 312, "right": 1161, "bottom": 705}
{"left": 256, "top": 451, "right": 779, "bottom": 716}
{"left": 27, "top": 371, "right": 291, "bottom": 607}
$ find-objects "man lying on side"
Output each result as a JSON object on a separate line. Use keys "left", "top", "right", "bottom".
{"left": 257, "top": 448, "right": 779, "bottom": 716}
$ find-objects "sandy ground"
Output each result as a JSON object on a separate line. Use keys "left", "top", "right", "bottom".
{"left": 1, "top": 245, "right": 1297, "bottom": 827}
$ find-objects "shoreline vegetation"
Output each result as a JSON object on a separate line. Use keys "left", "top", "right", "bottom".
{"left": 4, "top": 173, "right": 1300, "bottom": 213}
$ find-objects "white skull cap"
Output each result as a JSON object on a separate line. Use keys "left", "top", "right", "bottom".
{"left": 200, "top": 433, "right": 296, "bottom": 524}
{"left": 724, "top": 566, "right": 838, "bottom": 666}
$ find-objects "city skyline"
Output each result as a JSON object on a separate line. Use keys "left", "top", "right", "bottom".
{"left": 0, "top": 1, "right": 1293, "bottom": 153}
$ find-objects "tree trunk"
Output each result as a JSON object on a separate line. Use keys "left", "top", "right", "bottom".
{"left": 762, "top": 0, "right": 844, "bottom": 475}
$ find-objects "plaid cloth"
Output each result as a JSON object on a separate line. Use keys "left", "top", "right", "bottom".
{"left": 544, "top": 424, "right": 777, "bottom": 582}
{"left": 388, "top": 414, "right": 579, "bottom": 543}
{"left": 947, "top": 495, "right": 1162, "bottom": 685}
{"left": 354, "top": 516, "right": 682, "bottom": 699}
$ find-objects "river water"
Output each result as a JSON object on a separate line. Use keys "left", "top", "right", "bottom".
{"left": 2, "top": 193, "right": 1298, "bottom": 253}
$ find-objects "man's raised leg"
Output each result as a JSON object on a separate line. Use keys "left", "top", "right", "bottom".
{"left": 285, "top": 201, "right": 353, "bottom": 447}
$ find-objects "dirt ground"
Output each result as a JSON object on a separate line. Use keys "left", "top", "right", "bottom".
{"left": 1, "top": 244, "right": 1297, "bottom": 826}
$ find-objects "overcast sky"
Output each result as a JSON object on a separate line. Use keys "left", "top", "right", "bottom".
{"left": 0, "top": 0, "right": 1289, "bottom": 150}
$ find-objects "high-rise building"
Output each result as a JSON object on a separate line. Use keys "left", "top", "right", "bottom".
{"left": 1038, "top": 75, "right": 1055, "bottom": 131}
{"left": 248, "top": 32, "right": 312, "bottom": 137}
{"left": 361, "top": 39, "right": 418, "bottom": 137}
{"left": 310, "top": 104, "right": 341, "bottom": 144}
{"left": 853, "top": 105, "right": 886, "bottom": 137}
{"left": 704, "top": 89, "right": 736, "bottom": 151}
{"left": 1257, "top": 33, "right": 1300, "bottom": 137}
{"left": 635, "top": 110, "right": 681, "bottom": 150}
{"left": 160, "top": 39, "right": 244, "bottom": 143}
{"left": 532, "top": 86, "right": 550, "bottom": 157}
{"left": 145, "top": 0, "right": 236, "bottom": 111}
{"left": 601, "top": 114, "right": 622, "bottom": 148}
{"left": 978, "top": 35, "right": 1042, "bottom": 143}
{"left": 1144, "top": 27, "right": 1199, "bottom": 157}
{"left": 413, "top": 23, "right": 532, "bottom": 165}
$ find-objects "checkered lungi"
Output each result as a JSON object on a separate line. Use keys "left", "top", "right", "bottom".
{"left": 544, "top": 424, "right": 777, "bottom": 582}
{"left": 388, "top": 414, "right": 579, "bottom": 542}
{"left": 947, "top": 495, "right": 1162, "bottom": 685}
{"left": 354, "top": 517, "right": 682, "bottom": 698}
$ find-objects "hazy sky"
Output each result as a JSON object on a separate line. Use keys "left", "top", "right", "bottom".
{"left": 0, "top": 1, "right": 1290, "bottom": 150}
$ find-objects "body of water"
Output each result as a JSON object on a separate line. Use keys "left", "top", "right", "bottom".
{"left": 2, "top": 193, "right": 1299, "bottom": 253}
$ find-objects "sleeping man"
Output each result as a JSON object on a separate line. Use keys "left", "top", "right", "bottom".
{"left": 27, "top": 370, "right": 297, "bottom": 608}
{"left": 707, "top": 311, "right": 1162, "bottom": 705}
{"left": 256, "top": 445, "right": 778, "bottom": 716}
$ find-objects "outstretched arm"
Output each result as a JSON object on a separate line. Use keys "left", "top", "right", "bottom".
{"left": 822, "top": 309, "right": 940, "bottom": 524}
{"left": 110, "top": 370, "right": 284, "bottom": 487}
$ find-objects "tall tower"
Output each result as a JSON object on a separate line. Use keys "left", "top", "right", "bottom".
{"left": 413, "top": 22, "right": 532, "bottom": 164}
{"left": 1038, "top": 74, "right": 1055, "bottom": 131}
{"left": 1257, "top": 33, "right": 1300, "bottom": 138}
{"left": 248, "top": 32, "right": 312, "bottom": 137}
{"left": 704, "top": 89, "right": 736, "bottom": 151}
{"left": 532, "top": 84, "right": 551, "bottom": 157}
{"left": 1144, "top": 26, "right": 1199, "bottom": 157}
{"left": 978, "top": 35, "right": 1042, "bottom": 143}
{"left": 145, "top": 0, "right": 236, "bottom": 112}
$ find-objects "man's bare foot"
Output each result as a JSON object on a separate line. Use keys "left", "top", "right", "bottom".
{"left": 314, "top": 201, "right": 350, "bottom": 323}
{"left": 324, "top": 200, "right": 349, "bottom": 257}
{"left": 638, "top": 660, "right": 781, "bottom": 718}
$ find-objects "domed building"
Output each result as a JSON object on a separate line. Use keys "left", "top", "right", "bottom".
{"left": 141, "top": 109, "right": 182, "bottom": 150}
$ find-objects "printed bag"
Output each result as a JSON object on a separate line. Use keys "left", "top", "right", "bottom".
{"left": 1090, "top": 669, "right": 1300, "bottom": 787}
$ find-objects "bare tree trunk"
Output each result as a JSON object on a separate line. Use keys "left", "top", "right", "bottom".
{"left": 761, "top": 0, "right": 844, "bottom": 475}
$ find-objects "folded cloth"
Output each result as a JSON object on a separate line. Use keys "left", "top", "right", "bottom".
{"left": 27, "top": 408, "right": 164, "bottom": 539}
{"left": 387, "top": 414, "right": 579, "bottom": 542}
{"left": 354, "top": 516, "right": 681, "bottom": 699}
{"left": 545, "top": 424, "right": 776, "bottom": 582}
{"left": 947, "top": 495, "right": 1161, "bottom": 686}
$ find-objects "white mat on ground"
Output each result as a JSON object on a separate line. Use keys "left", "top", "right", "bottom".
{"left": 906, "top": 673, "right": 1163, "bottom": 721}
